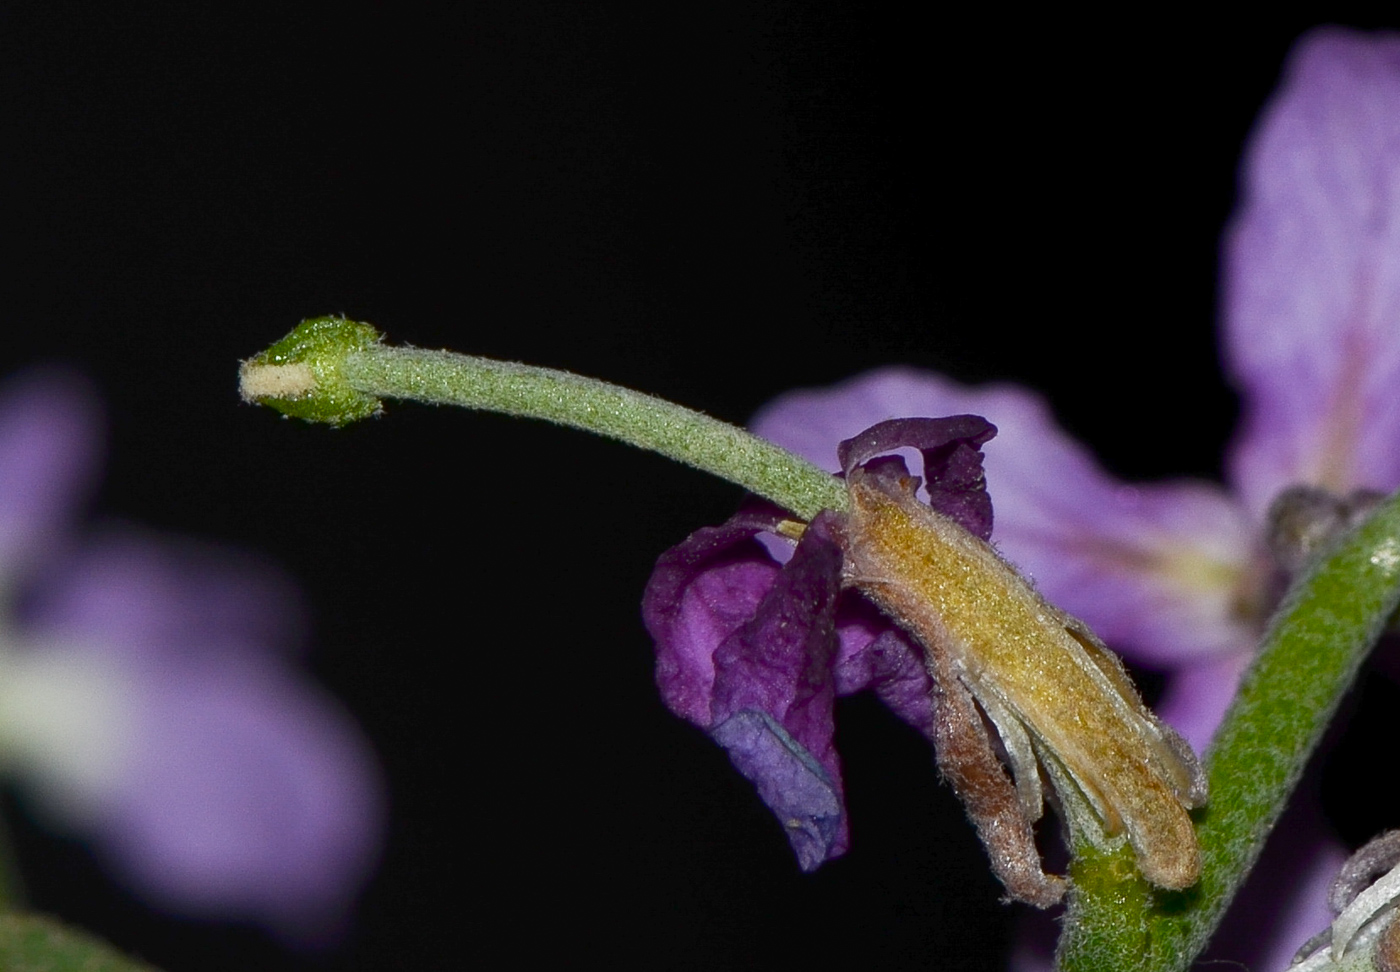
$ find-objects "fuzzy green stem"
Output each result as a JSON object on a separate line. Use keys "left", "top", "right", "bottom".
{"left": 1056, "top": 487, "right": 1400, "bottom": 972}
{"left": 239, "top": 317, "right": 848, "bottom": 520}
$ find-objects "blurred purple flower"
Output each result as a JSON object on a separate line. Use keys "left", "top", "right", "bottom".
{"left": 0, "top": 368, "right": 382, "bottom": 944}
{"left": 752, "top": 27, "right": 1400, "bottom": 971}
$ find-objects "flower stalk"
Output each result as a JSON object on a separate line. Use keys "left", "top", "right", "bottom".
{"left": 1057, "top": 486, "right": 1400, "bottom": 972}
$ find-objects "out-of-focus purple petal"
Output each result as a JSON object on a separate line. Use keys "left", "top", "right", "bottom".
{"left": 644, "top": 506, "right": 787, "bottom": 726}
{"left": 1247, "top": 838, "right": 1348, "bottom": 972}
{"left": 95, "top": 657, "right": 383, "bottom": 945}
{"left": 709, "top": 512, "right": 847, "bottom": 867}
{"left": 18, "top": 532, "right": 382, "bottom": 943}
{"left": 1154, "top": 650, "right": 1251, "bottom": 752}
{"left": 23, "top": 532, "right": 304, "bottom": 666}
{"left": 1224, "top": 29, "right": 1400, "bottom": 517}
{"left": 754, "top": 368, "right": 1257, "bottom": 665}
{"left": 0, "top": 370, "right": 101, "bottom": 573}
{"left": 1200, "top": 800, "right": 1347, "bottom": 972}
{"left": 838, "top": 416, "right": 997, "bottom": 540}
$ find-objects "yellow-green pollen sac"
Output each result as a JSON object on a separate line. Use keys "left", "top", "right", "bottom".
{"left": 839, "top": 468, "right": 1206, "bottom": 894}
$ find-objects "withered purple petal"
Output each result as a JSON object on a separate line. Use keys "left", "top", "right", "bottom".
{"left": 646, "top": 473, "right": 962, "bottom": 871}
{"left": 645, "top": 433, "right": 989, "bottom": 872}
{"left": 833, "top": 622, "right": 935, "bottom": 735}
{"left": 644, "top": 503, "right": 788, "bottom": 726}
{"left": 711, "top": 512, "right": 843, "bottom": 728}
{"left": 709, "top": 512, "right": 848, "bottom": 865}
{"left": 710, "top": 710, "right": 843, "bottom": 871}
{"left": 836, "top": 415, "right": 996, "bottom": 472}
{"left": 837, "top": 416, "right": 997, "bottom": 540}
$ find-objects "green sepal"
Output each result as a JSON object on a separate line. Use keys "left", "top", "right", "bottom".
{"left": 239, "top": 316, "right": 384, "bottom": 426}
{"left": 0, "top": 912, "right": 163, "bottom": 971}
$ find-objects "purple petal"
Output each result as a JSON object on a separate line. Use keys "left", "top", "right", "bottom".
{"left": 1154, "top": 651, "right": 1251, "bottom": 753}
{"left": 1199, "top": 800, "right": 1347, "bottom": 972}
{"left": 832, "top": 600, "right": 935, "bottom": 734}
{"left": 95, "top": 658, "right": 383, "bottom": 945}
{"left": 645, "top": 508, "right": 855, "bottom": 867}
{"left": 647, "top": 501, "right": 949, "bottom": 869}
{"left": 21, "top": 532, "right": 383, "bottom": 943}
{"left": 709, "top": 710, "right": 843, "bottom": 871}
{"left": 644, "top": 506, "right": 787, "bottom": 726}
{"left": 0, "top": 369, "right": 101, "bottom": 571}
{"left": 754, "top": 368, "right": 1257, "bottom": 666}
{"left": 838, "top": 416, "right": 997, "bottom": 540}
{"left": 23, "top": 531, "right": 304, "bottom": 667}
{"left": 710, "top": 513, "right": 844, "bottom": 731}
{"left": 1224, "top": 29, "right": 1400, "bottom": 517}
{"left": 709, "top": 512, "right": 847, "bottom": 867}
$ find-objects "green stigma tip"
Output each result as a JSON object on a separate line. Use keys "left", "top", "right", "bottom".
{"left": 239, "top": 316, "right": 384, "bottom": 426}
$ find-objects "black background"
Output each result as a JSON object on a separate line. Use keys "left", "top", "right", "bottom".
{"left": 2, "top": 5, "right": 1397, "bottom": 971}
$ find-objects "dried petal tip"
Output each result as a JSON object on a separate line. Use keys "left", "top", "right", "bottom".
{"left": 239, "top": 317, "right": 384, "bottom": 426}
{"left": 837, "top": 416, "right": 996, "bottom": 540}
